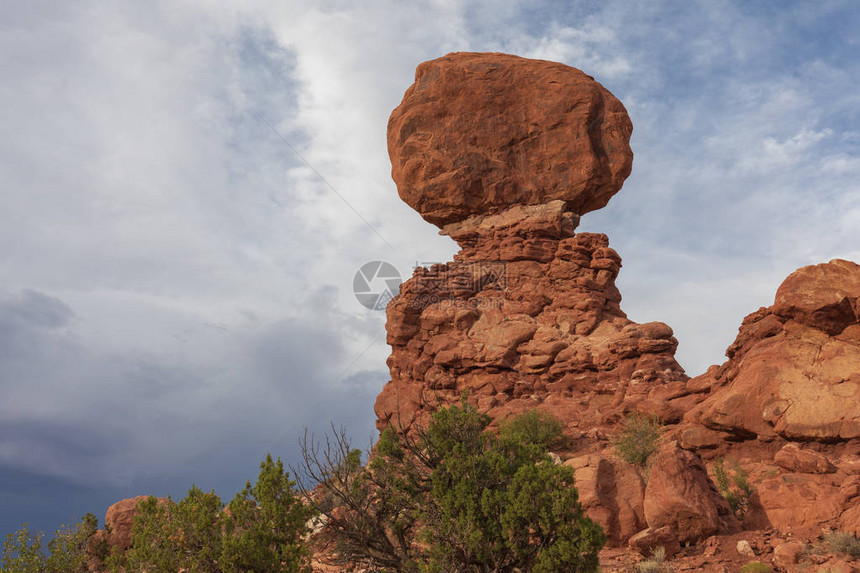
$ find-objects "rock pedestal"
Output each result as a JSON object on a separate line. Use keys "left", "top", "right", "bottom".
{"left": 376, "top": 53, "right": 687, "bottom": 442}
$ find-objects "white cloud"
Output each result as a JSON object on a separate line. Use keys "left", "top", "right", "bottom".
{"left": 512, "top": 23, "right": 633, "bottom": 80}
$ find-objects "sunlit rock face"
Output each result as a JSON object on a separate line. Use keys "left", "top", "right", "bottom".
{"left": 684, "top": 258, "right": 860, "bottom": 443}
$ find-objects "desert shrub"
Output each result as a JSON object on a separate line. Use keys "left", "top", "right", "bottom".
{"left": 45, "top": 513, "right": 100, "bottom": 573}
{"left": 498, "top": 408, "right": 565, "bottom": 450}
{"left": 740, "top": 562, "right": 772, "bottom": 573}
{"left": 713, "top": 459, "right": 754, "bottom": 521}
{"left": 612, "top": 413, "right": 661, "bottom": 469}
{"left": 1, "top": 525, "right": 44, "bottom": 573}
{"left": 115, "top": 454, "right": 312, "bottom": 573}
{"left": 120, "top": 488, "right": 223, "bottom": 573}
{"left": 2, "top": 514, "right": 100, "bottom": 573}
{"left": 635, "top": 546, "right": 672, "bottom": 573}
{"left": 221, "top": 454, "right": 314, "bottom": 572}
{"left": 822, "top": 531, "right": 860, "bottom": 557}
{"left": 298, "top": 400, "right": 605, "bottom": 572}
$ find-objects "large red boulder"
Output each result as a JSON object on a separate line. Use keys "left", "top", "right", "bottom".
{"left": 387, "top": 52, "right": 633, "bottom": 227}
{"left": 564, "top": 453, "right": 646, "bottom": 545}
{"left": 643, "top": 442, "right": 738, "bottom": 544}
{"left": 774, "top": 259, "right": 860, "bottom": 335}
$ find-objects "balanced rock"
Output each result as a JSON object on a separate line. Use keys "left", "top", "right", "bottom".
{"left": 387, "top": 52, "right": 633, "bottom": 227}
{"left": 376, "top": 53, "right": 687, "bottom": 460}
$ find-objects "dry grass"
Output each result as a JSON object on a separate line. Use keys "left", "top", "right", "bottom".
{"left": 634, "top": 546, "right": 672, "bottom": 573}
{"left": 822, "top": 531, "right": 860, "bottom": 557}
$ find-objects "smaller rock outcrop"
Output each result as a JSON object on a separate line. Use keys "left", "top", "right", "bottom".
{"left": 643, "top": 442, "right": 738, "bottom": 544}
{"left": 685, "top": 259, "right": 860, "bottom": 442}
{"left": 673, "top": 259, "right": 860, "bottom": 538}
{"left": 564, "top": 453, "right": 646, "bottom": 545}
{"left": 104, "top": 495, "right": 171, "bottom": 553}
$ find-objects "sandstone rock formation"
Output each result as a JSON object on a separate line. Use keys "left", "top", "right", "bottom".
{"left": 377, "top": 53, "right": 688, "bottom": 451}
{"left": 376, "top": 53, "right": 740, "bottom": 551}
{"left": 375, "top": 221, "right": 691, "bottom": 440}
{"left": 683, "top": 259, "right": 860, "bottom": 443}
{"left": 92, "top": 52, "right": 860, "bottom": 572}
{"left": 673, "top": 258, "right": 860, "bottom": 538}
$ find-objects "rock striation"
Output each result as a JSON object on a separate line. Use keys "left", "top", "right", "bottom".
{"left": 376, "top": 53, "right": 687, "bottom": 447}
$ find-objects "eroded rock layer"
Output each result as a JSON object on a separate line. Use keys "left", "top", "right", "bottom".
{"left": 374, "top": 202, "right": 689, "bottom": 439}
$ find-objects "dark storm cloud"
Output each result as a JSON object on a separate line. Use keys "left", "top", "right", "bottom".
{"left": 0, "top": 290, "right": 74, "bottom": 331}
{"left": 0, "top": 286, "right": 383, "bottom": 536}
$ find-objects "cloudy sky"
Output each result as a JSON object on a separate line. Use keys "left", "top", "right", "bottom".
{"left": 2, "top": 0, "right": 858, "bottom": 537}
